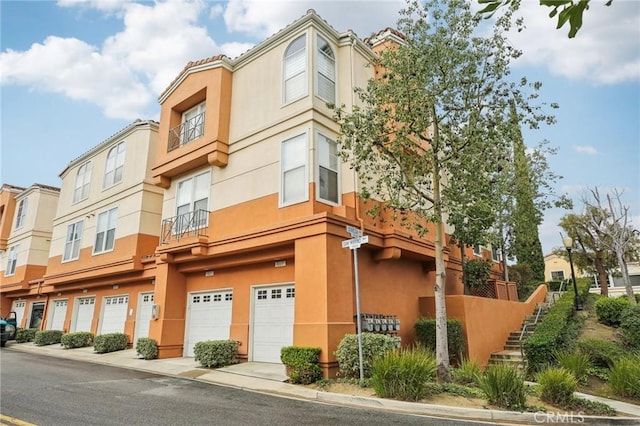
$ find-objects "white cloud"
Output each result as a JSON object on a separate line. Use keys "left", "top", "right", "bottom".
{"left": 573, "top": 145, "right": 599, "bottom": 155}
{"left": 508, "top": 0, "right": 640, "bottom": 84}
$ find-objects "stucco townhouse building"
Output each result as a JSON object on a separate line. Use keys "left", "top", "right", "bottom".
{"left": 1, "top": 10, "right": 544, "bottom": 377}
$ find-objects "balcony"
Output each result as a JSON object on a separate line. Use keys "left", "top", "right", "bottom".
{"left": 168, "top": 112, "right": 205, "bottom": 152}
{"left": 161, "top": 209, "right": 209, "bottom": 244}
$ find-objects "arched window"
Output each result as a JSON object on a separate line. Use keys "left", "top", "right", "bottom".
{"left": 73, "top": 162, "right": 92, "bottom": 203}
{"left": 283, "top": 35, "right": 307, "bottom": 103}
{"left": 103, "top": 142, "right": 126, "bottom": 188}
{"left": 316, "top": 35, "right": 335, "bottom": 103}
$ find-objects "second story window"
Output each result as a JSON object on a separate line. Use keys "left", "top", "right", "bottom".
{"left": 473, "top": 244, "right": 482, "bottom": 256}
{"left": 316, "top": 35, "right": 335, "bottom": 104}
{"left": 103, "top": 142, "right": 126, "bottom": 188}
{"left": 63, "top": 221, "right": 83, "bottom": 262}
{"left": 317, "top": 133, "right": 339, "bottom": 204}
{"left": 283, "top": 35, "right": 307, "bottom": 104}
{"left": 281, "top": 134, "right": 308, "bottom": 206}
{"left": 94, "top": 207, "right": 118, "bottom": 254}
{"left": 181, "top": 102, "right": 206, "bottom": 145}
{"left": 5, "top": 245, "right": 18, "bottom": 276}
{"left": 73, "top": 162, "right": 92, "bottom": 203}
{"left": 176, "top": 171, "right": 210, "bottom": 229}
{"left": 14, "top": 198, "right": 28, "bottom": 229}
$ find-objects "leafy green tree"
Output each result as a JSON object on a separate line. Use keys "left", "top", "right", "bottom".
{"left": 332, "top": 0, "right": 555, "bottom": 382}
{"left": 478, "top": 0, "right": 614, "bottom": 38}
{"left": 511, "top": 101, "right": 545, "bottom": 283}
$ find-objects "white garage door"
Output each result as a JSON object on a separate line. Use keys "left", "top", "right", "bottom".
{"left": 135, "top": 293, "right": 154, "bottom": 341}
{"left": 99, "top": 295, "right": 129, "bottom": 335}
{"left": 185, "top": 290, "right": 232, "bottom": 357}
{"left": 11, "top": 300, "right": 26, "bottom": 328}
{"left": 74, "top": 297, "right": 95, "bottom": 332}
{"left": 252, "top": 285, "right": 295, "bottom": 363}
{"left": 48, "top": 299, "right": 68, "bottom": 331}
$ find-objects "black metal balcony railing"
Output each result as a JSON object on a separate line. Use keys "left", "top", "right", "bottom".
{"left": 168, "top": 112, "right": 205, "bottom": 152}
{"left": 161, "top": 209, "right": 209, "bottom": 243}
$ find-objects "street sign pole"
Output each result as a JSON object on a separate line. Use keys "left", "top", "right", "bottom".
{"left": 343, "top": 226, "right": 366, "bottom": 382}
{"left": 353, "top": 246, "right": 364, "bottom": 382}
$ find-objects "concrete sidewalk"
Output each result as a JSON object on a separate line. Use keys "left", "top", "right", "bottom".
{"left": 4, "top": 342, "right": 639, "bottom": 425}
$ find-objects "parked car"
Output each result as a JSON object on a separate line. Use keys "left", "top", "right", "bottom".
{"left": 1, "top": 312, "right": 17, "bottom": 347}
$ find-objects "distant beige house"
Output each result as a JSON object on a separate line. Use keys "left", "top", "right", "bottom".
{"left": 544, "top": 253, "right": 587, "bottom": 282}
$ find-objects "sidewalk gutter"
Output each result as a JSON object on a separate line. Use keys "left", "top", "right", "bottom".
{"left": 5, "top": 343, "right": 639, "bottom": 425}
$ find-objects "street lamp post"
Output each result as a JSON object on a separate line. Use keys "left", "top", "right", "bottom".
{"left": 563, "top": 236, "right": 583, "bottom": 311}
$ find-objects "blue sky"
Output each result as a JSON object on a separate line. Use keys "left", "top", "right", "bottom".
{"left": 1, "top": 0, "right": 639, "bottom": 255}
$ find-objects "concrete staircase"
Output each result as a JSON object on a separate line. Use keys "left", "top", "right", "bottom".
{"left": 487, "top": 294, "right": 558, "bottom": 371}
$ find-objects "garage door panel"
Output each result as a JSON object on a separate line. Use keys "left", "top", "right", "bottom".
{"left": 135, "top": 293, "right": 154, "bottom": 341}
{"left": 99, "top": 295, "right": 129, "bottom": 335}
{"left": 74, "top": 297, "right": 95, "bottom": 332}
{"left": 185, "top": 291, "right": 232, "bottom": 357}
{"left": 11, "top": 301, "right": 26, "bottom": 329}
{"left": 49, "top": 300, "right": 68, "bottom": 331}
{"left": 252, "top": 285, "right": 294, "bottom": 363}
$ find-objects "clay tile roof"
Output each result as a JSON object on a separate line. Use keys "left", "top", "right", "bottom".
{"left": 363, "top": 27, "right": 406, "bottom": 45}
{"left": 32, "top": 183, "right": 61, "bottom": 192}
{"left": 158, "top": 54, "right": 228, "bottom": 100}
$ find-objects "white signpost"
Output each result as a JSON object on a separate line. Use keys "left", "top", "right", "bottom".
{"left": 343, "top": 226, "right": 367, "bottom": 381}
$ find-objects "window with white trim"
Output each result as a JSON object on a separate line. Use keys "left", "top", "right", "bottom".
{"left": 14, "top": 198, "right": 28, "bottom": 229}
{"left": 5, "top": 245, "right": 18, "bottom": 276}
{"left": 94, "top": 207, "right": 118, "bottom": 254}
{"left": 73, "top": 162, "right": 92, "bottom": 203}
{"left": 317, "top": 133, "right": 339, "bottom": 204}
{"left": 283, "top": 35, "right": 307, "bottom": 103}
{"left": 491, "top": 246, "right": 501, "bottom": 262}
{"left": 63, "top": 221, "right": 83, "bottom": 261}
{"left": 551, "top": 271, "right": 565, "bottom": 281}
{"left": 473, "top": 244, "right": 482, "bottom": 256}
{"left": 316, "top": 35, "right": 335, "bottom": 103}
{"left": 181, "top": 102, "right": 206, "bottom": 145}
{"left": 176, "top": 171, "right": 210, "bottom": 231}
{"left": 103, "top": 142, "right": 126, "bottom": 188}
{"left": 281, "top": 134, "right": 308, "bottom": 205}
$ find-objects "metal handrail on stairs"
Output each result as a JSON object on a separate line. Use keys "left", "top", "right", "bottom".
{"left": 519, "top": 303, "right": 544, "bottom": 359}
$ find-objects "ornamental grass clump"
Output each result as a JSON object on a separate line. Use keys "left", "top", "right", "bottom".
{"left": 553, "top": 350, "right": 591, "bottom": 384}
{"left": 476, "top": 363, "right": 527, "bottom": 410}
{"left": 370, "top": 346, "right": 436, "bottom": 401}
{"left": 535, "top": 367, "right": 577, "bottom": 407}
{"left": 451, "top": 358, "right": 482, "bottom": 386}
{"left": 609, "top": 353, "right": 640, "bottom": 399}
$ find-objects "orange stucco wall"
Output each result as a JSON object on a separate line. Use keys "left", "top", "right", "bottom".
{"left": 419, "top": 284, "right": 548, "bottom": 366}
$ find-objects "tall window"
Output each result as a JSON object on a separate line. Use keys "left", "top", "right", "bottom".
{"left": 63, "top": 221, "right": 83, "bottom": 261}
{"left": 103, "top": 142, "right": 126, "bottom": 188}
{"left": 176, "top": 171, "right": 210, "bottom": 230}
{"left": 182, "top": 102, "right": 206, "bottom": 145}
{"left": 94, "top": 208, "right": 118, "bottom": 254}
{"left": 73, "top": 162, "right": 92, "bottom": 203}
{"left": 317, "top": 133, "right": 339, "bottom": 204}
{"left": 283, "top": 35, "right": 307, "bottom": 103}
{"left": 473, "top": 244, "right": 482, "bottom": 256}
{"left": 316, "top": 35, "right": 335, "bottom": 103}
{"left": 281, "top": 134, "right": 307, "bottom": 205}
{"left": 5, "top": 245, "right": 18, "bottom": 276}
{"left": 14, "top": 198, "right": 28, "bottom": 229}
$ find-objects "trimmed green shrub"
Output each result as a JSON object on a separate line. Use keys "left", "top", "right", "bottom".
{"left": 594, "top": 296, "right": 632, "bottom": 327}
{"left": 575, "top": 339, "right": 625, "bottom": 368}
{"left": 451, "top": 358, "right": 483, "bottom": 386}
{"left": 61, "top": 332, "right": 94, "bottom": 349}
{"left": 620, "top": 305, "right": 640, "bottom": 349}
{"left": 554, "top": 350, "right": 591, "bottom": 383}
{"left": 281, "top": 346, "right": 322, "bottom": 384}
{"left": 546, "top": 281, "right": 563, "bottom": 292}
{"left": 476, "top": 363, "right": 527, "bottom": 410}
{"left": 34, "top": 330, "right": 63, "bottom": 346}
{"left": 414, "top": 318, "right": 466, "bottom": 363}
{"left": 536, "top": 367, "right": 577, "bottom": 407}
{"left": 523, "top": 289, "right": 578, "bottom": 374}
{"left": 335, "top": 333, "right": 400, "bottom": 379}
{"left": 135, "top": 337, "right": 158, "bottom": 360}
{"left": 15, "top": 328, "right": 38, "bottom": 343}
{"left": 93, "top": 333, "right": 129, "bottom": 354}
{"left": 370, "top": 346, "right": 436, "bottom": 401}
{"left": 194, "top": 340, "right": 239, "bottom": 368}
{"left": 609, "top": 353, "right": 640, "bottom": 399}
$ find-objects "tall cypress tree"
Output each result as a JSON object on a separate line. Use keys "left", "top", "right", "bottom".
{"left": 511, "top": 101, "right": 545, "bottom": 282}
